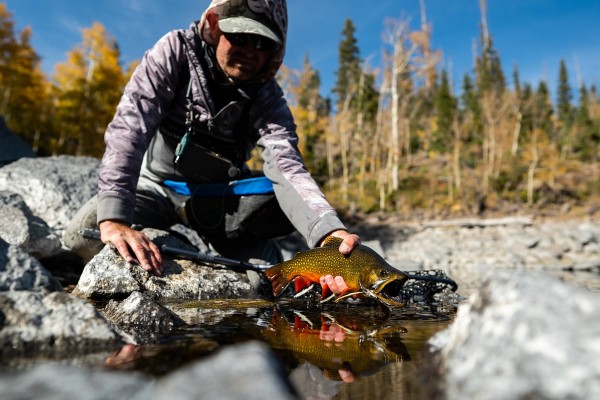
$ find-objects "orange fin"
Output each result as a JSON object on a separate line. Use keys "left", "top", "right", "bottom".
{"left": 320, "top": 282, "right": 333, "bottom": 300}
{"left": 263, "top": 264, "right": 290, "bottom": 297}
{"left": 294, "top": 276, "right": 312, "bottom": 293}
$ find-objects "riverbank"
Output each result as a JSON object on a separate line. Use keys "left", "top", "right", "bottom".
{"left": 1, "top": 155, "right": 599, "bottom": 399}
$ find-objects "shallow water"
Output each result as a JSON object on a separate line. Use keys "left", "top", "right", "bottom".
{"left": 104, "top": 299, "right": 455, "bottom": 399}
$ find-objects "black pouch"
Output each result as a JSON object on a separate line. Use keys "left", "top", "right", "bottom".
{"left": 183, "top": 194, "right": 295, "bottom": 240}
{"left": 174, "top": 131, "right": 240, "bottom": 183}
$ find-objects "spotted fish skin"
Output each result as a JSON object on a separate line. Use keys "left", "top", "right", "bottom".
{"left": 263, "top": 236, "right": 407, "bottom": 306}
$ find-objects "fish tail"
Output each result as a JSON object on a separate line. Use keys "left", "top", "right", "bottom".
{"left": 263, "top": 264, "right": 290, "bottom": 297}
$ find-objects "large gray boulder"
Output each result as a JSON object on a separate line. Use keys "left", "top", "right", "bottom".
{"left": 0, "top": 342, "right": 298, "bottom": 400}
{"left": 0, "top": 191, "right": 62, "bottom": 258}
{"left": 426, "top": 270, "right": 600, "bottom": 400}
{"left": 0, "top": 116, "right": 35, "bottom": 167}
{"left": 72, "top": 228, "right": 256, "bottom": 301}
{"left": 103, "top": 291, "right": 184, "bottom": 344}
{"left": 0, "top": 290, "right": 121, "bottom": 357}
{"left": 0, "top": 363, "right": 153, "bottom": 400}
{"left": 0, "top": 237, "right": 62, "bottom": 293}
{"left": 0, "top": 155, "right": 99, "bottom": 230}
{"left": 154, "top": 341, "right": 298, "bottom": 400}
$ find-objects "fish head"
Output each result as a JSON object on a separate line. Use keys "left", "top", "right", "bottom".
{"left": 359, "top": 264, "right": 408, "bottom": 308}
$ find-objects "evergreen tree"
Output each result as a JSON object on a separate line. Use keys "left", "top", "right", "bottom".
{"left": 572, "top": 84, "right": 600, "bottom": 160}
{"left": 460, "top": 73, "right": 482, "bottom": 143}
{"left": 432, "top": 69, "right": 456, "bottom": 151}
{"left": 333, "top": 19, "right": 361, "bottom": 109}
{"left": 534, "top": 81, "right": 553, "bottom": 138}
{"left": 475, "top": 34, "right": 505, "bottom": 95}
{"left": 556, "top": 59, "right": 572, "bottom": 128}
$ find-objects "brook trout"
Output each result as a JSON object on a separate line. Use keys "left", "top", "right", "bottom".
{"left": 264, "top": 236, "right": 408, "bottom": 307}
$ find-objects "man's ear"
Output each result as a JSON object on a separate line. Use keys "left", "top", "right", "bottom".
{"left": 205, "top": 11, "right": 221, "bottom": 42}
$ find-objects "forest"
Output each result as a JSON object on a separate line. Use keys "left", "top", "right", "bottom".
{"left": 1, "top": 2, "right": 598, "bottom": 218}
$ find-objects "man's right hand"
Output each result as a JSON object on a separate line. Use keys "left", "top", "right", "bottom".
{"left": 99, "top": 220, "right": 163, "bottom": 276}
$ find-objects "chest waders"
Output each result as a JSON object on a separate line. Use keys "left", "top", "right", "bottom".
{"left": 165, "top": 31, "right": 294, "bottom": 240}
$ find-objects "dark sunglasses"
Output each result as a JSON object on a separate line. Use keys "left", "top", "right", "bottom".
{"left": 223, "top": 32, "right": 278, "bottom": 52}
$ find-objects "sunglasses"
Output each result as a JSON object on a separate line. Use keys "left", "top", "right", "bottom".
{"left": 223, "top": 32, "right": 278, "bottom": 52}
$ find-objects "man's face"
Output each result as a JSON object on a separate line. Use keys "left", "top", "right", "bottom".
{"left": 214, "top": 32, "right": 271, "bottom": 81}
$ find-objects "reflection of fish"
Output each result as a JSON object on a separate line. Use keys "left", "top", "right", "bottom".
{"left": 264, "top": 236, "right": 407, "bottom": 307}
{"left": 262, "top": 309, "right": 408, "bottom": 379}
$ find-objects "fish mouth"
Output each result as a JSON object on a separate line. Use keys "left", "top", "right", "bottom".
{"left": 366, "top": 277, "right": 407, "bottom": 307}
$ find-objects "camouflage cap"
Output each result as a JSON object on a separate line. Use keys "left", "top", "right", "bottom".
{"left": 216, "top": 0, "right": 286, "bottom": 45}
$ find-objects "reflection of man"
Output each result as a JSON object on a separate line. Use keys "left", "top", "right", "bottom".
{"left": 318, "top": 322, "right": 355, "bottom": 383}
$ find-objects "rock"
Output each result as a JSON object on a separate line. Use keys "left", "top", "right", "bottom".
{"left": 0, "top": 363, "right": 153, "bottom": 400}
{"left": 103, "top": 291, "right": 184, "bottom": 344}
{"left": 0, "top": 237, "right": 62, "bottom": 293}
{"left": 154, "top": 341, "right": 297, "bottom": 400}
{"left": 0, "top": 116, "right": 35, "bottom": 167}
{"left": 0, "top": 342, "right": 297, "bottom": 400}
{"left": 425, "top": 271, "right": 600, "bottom": 400}
{"left": 385, "top": 220, "right": 600, "bottom": 295}
{"left": 0, "top": 155, "right": 99, "bottom": 230}
{"left": 0, "top": 191, "right": 62, "bottom": 258}
{"left": 0, "top": 291, "right": 121, "bottom": 357}
{"left": 72, "top": 228, "right": 256, "bottom": 301}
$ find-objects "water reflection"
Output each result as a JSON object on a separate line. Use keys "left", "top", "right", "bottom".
{"left": 263, "top": 308, "right": 409, "bottom": 382}
{"left": 101, "top": 301, "right": 453, "bottom": 399}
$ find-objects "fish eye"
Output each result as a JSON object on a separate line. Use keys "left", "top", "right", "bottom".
{"left": 380, "top": 270, "right": 389, "bottom": 276}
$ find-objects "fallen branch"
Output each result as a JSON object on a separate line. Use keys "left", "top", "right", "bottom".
{"left": 421, "top": 216, "right": 533, "bottom": 228}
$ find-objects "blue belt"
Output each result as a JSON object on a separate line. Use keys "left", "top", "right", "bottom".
{"left": 163, "top": 176, "right": 274, "bottom": 197}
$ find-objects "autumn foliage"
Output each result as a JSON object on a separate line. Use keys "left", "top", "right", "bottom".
{"left": 1, "top": 2, "right": 598, "bottom": 217}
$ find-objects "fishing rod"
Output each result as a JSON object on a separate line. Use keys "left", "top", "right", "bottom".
{"left": 79, "top": 228, "right": 458, "bottom": 290}
{"left": 78, "top": 228, "right": 271, "bottom": 272}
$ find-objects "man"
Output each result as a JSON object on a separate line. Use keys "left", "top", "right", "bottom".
{"left": 64, "top": 0, "right": 358, "bottom": 296}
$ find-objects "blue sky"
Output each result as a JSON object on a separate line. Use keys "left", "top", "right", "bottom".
{"left": 4, "top": 0, "right": 600, "bottom": 102}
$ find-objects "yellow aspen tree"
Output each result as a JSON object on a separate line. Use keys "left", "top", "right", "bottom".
{"left": 52, "top": 22, "right": 126, "bottom": 157}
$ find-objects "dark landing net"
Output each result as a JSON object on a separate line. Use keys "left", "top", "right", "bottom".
{"left": 391, "top": 269, "right": 459, "bottom": 306}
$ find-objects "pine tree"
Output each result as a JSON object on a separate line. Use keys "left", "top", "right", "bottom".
{"left": 556, "top": 59, "right": 572, "bottom": 128}
{"left": 460, "top": 73, "right": 482, "bottom": 143}
{"left": 534, "top": 81, "right": 553, "bottom": 137}
{"left": 572, "top": 84, "right": 600, "bottom": 160}
{"left": 333, "top": 19, "right": 361, "bottom": 109}
{"left": 432, "top": 69, "right": 456, "bottom": 151}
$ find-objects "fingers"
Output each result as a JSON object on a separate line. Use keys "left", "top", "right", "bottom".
{"left": 319, "top": 323, "right": 346, "bottom": 342}
{"left": 338, "top": 233, "right": 360, "bottom": 255}
{"left": 319, "top": 274, "right": 349, "bottom": 296}
{"left": 100, "top": 221, "right": 164, "bottom": 276}
{"left": 338, "top": 368, "right": 355, "bottom": 383}
{"left": 126, "top": 237, "right": 164, "bottom": 275}
{"left": 321, "top": 230, "right": 361, "bottom": 255}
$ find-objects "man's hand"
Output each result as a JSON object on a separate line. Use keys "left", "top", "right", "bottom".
{"left": 319, "top": 229, "right": 361, "bottom": 296}
{"left": 99, "top": 220, "right": 163, "bottom": 276}
{"left": 323, "top": 229, "right": 361, "bottom": 255}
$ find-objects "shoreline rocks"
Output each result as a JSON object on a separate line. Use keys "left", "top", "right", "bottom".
{"left": 424, "top": 271, "right": 600, "bottom": 400}
{"left": 0, "top": 155, "right": 599, "bottom": 400}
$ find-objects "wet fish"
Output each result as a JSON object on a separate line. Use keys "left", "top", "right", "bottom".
{"left": 263, "top": 236, "right": 408, "bottom": 307}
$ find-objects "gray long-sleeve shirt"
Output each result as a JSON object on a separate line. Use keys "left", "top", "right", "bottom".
{"left": 97, "top": 24, "right": 346, "bottom": 248}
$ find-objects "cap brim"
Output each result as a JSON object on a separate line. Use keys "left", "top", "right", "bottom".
{"left": 219, "top": 17, "right": 282, "bottom": 44}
